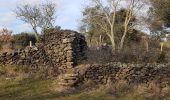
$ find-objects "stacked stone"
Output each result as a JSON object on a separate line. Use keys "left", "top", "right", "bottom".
{"left": 0, "top": 45, "right": 55, "bottom": 74}
{"left": 58, "top": 73, "right": 79, "bottom": 87}
{"left": 82, "top": 63, "right": 170, "bottom": 85}
{"left": 0, "top": 30, "right": 87, "bottom": 76}
{"left": 41, "top": 30, "right": 87, "bottom": 73}
{"left": 71, "top": 32, "right": 87, "bottom": 64}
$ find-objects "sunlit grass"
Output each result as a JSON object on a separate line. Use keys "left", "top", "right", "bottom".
{"left": 0, "top": 77, "right": 170, "bottom": 100}
{"left": 0, "top": 65, "right": 170, "bottom": 100}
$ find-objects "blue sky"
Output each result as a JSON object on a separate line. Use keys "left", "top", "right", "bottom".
{"left": 0, "top": 0, "right": 88, "bottom": 34}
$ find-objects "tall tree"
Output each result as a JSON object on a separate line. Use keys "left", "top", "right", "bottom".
{"left": 15, "top": 4, "right": 41, "bottom": 39}
{"left": 80, "top": 6, "right": 110, "bottom": 47}
{"left": 150, "top": 0, "right": 170, "bottom": 27}
{"left": 147, "top": 0, "right": 170, "bottom": 35}
{"left": 81, "top": 0, "right": 143, "bottom": 51}
{"left": 40, "top": 1, "right": 56, "bottom": 30}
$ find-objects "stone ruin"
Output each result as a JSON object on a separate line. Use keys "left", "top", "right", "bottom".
{"left": 0, "top": 30, "right": 87, "bottom": 76}
{"left": 41, "top": 30, "right": 87, "bottom": 71}
{"left": 1, "top": 30, "right": 170, "bottom": 90}
{"left": 81, "top": 63, "right": 170, "bottom": 84}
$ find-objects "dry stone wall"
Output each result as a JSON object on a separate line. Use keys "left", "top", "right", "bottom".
{"left": 0, "top": 30, "right": 87, "bottom": 75}
{"left": 79, "top": 63, "right": 170, "bottom": 85}
{"left": 1, "top": 29, "right": 170, "bottom": 88}
{"left": 41, "top": 30, "right": 87, "bottom": 73}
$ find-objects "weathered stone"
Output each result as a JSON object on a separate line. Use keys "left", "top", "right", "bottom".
{"left": 0, "top": 30, "right": 87, "bottom": 76}
{"left": 62, "top": 38, "right": 72, "bottom": 43}
{"left": 80, "top": 63, "right": 170, "bottom": 85}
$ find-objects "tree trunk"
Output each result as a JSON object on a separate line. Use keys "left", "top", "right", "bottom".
{"left": 109, "top": 36, "right": 116, "bottom": 51}
{"left": 109, "top": 26, "right": 116, "bottom": 51}
{"left": 120, "top": 25, "right": 128, "bottom": 51}
{"left": 145, "top": 41, "right": 149, "bottom": 52}
{"left": 161, "top": 42, "right": 164, "bottom": 52}
{"left": 33, "top": 27, "right": 39, "bottom": 40}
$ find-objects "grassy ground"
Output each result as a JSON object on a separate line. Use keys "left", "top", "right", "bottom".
{"left": 0, "top": 65, "right": 115, "bottom": 100}
{"left": 0, "top": 65, "right": 170, "bottom": 100}
{"left": 163, "top": 41, "right": 170, "bottom": 47}
{"left": 1, "top": 77, "right": 170, "bottom": 100}
{"left": 0, "top": 77, "right": 116, "bottom": 100}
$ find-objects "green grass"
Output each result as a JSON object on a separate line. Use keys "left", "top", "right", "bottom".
{"left": 0, "top": 64, "right": 170, "bottom": 100}
{"left": 0, "top": 65, "right": 115, "bottom": 100}
{"left": 163, "top": 41, "right": 170, "bottom": 47}
{"left": 0, "top": 78, "right": 54, "bottom": 100}
{"left": 0, "top": 78, "right": 116, "bottom": 100}
{"left": 0, "top": 63, "right": 170, "bottom": 100}
{"left": 1, "top": 77, "right": 170, "bottom": 100}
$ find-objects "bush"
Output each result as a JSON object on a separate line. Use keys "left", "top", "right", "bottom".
{"left": 86, "top": 45, "right": 169, "bottom": 64}
{"left": 42, "top": 27, "right": 61, "bottom": 35}
{"left": 157, "top": 52, "right": 168, "bottom": 63}
{"left": 86, "top": 46, "right": 115, "bottom": 64}
{"left": 14, "top": 32, "right": 36, "bottom": 47}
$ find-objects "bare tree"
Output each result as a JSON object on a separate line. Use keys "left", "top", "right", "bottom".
{"left": 93, "top": 0, "right": 119, "bottom": 50}
{"left": 120, "top": 0, "right": 145, "bottom": 50}
{"left": 40, "top": 1, "right": 56, "bottom": 30}
{"left": 14, "top": 1, "right": 56, "bottom": 40}
{"left": 15, "top": 4, "right": 41, "bottom": 40}
{"left": 80, "top": 5, "right": 110, "bottom": 47}
{"left": 85, "top": 0, "right": 144, "bottom": 51}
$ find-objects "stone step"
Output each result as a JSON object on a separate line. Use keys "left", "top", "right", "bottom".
{"left": 58, "top": 82, "right": 76, "bottom": 86}
{"left": 64, "top": 74, "right": 78, "bottom": 77}
{"left": 61, "top": 77, "right": 78, "bottom": 80}
{"left": 58, "top": 72, "right": 79, "bottom": 87}
{"left": 60, "top": 78, "right": 78, "bottom": 83}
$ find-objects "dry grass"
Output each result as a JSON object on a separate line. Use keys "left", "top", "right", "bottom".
{"left": 1, "top": 65, "right": 170, "bottom": 100}
{"left": 0, "top": 44, "right": 14, "bottom": 53}
{"left": 0, "top": 76, "right": 170, "bottom": 100}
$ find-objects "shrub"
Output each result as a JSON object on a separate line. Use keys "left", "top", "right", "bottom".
{"left": 86, "top": 45, "right": 169, "bottom": 64}
{"left": 157, "top": 52, "right": 168, "bottom": 63}
{"left": 86, "top": 46, "right": 115, "bottom": 64}
{"left": 42, "top": 27, "right": 61, "bottom": 34}
{"left": 0, "top": 28, "right": 14, "bottom": 42}
{"left": 14, "top": 32, "right": 36, "bottom": 47}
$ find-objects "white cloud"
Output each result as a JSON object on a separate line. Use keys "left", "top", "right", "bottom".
{"left": 57, "top": 17, "right": 75, "bottom": 24}
{"left": 16, "top": 0, "right": 41, "bottom": 5}
{"left": 0, "top": 0, "right": 16, "bottom": 9}
{"left": 55, "top": 0, "right": 85, "bottom": 30}
{"left": 15, "top": 0, "right": 58, "bottom": 6}
{"left": 0, "top": 0, "right": 86, "bottom": 33}
{"left": 0, "top": 12, "right": 16, "bottom": 27}
{"left": 13, "top": 23, "right": 31, "bottom": 33}
{"left": 0, "top": 26, "right": 4, "bottom": 30}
